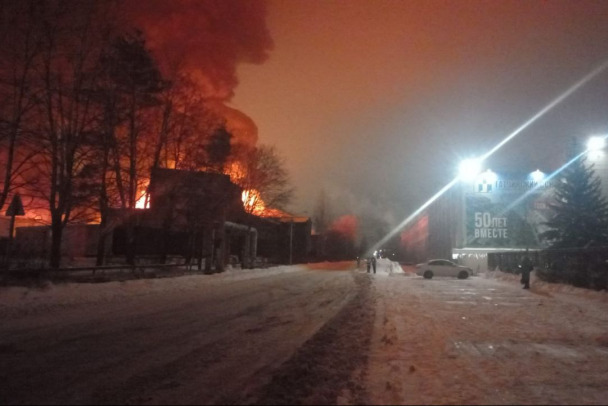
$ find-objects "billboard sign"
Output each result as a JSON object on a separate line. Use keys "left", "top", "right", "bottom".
{"left": 464, "top": 172, "right": 553, "bottom": 249}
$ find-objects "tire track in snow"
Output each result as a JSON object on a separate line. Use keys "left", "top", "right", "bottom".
{"left": 248, "top": 272, "right": 375, "bottom": 405}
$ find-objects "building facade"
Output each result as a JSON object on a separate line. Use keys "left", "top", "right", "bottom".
{"left": 402, "top": 170, "right": 555, "bottom": 271}
{"left": 10, "top": 168, "right": 312, "bottom": 269}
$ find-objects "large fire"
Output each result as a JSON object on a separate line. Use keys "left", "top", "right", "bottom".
{"left": 131, "top": 163, "right": 282, "bottom": 217}
{"left": 241, "top": 189, "right": 290, "bottom": 218}
{"left": 135, "top": 182, "right": 150, "bottom": 209}
{"left": 228, "top": 162, "right": 282, "bottom": 218}
{"left": 241, "top": 189, "right": 265, "bottom": 216}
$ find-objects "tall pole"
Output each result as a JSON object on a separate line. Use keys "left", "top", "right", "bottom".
{"left": 4, "top": 194, "right": 25, "bottom": 270}
{"left": 289, "top": 218, "right": 293, "bottom": 265}
{"left": 4, "top": 213, "right": 15, "bottom": 269}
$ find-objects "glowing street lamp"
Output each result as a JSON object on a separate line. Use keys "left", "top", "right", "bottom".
{"left": 458, "top": 158, "right": 483, "bottom": 181}
{"left": 531, "top": 169, "right": 545, "bottom": 182}
{"left": 587, "top": 135, "right": 607, "bottom": 161}
{"left": 587, "top": 136, "right": 606, "bottom": 152}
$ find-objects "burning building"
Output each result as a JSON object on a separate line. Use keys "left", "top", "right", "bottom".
{"left": 9, "top": 167, "right": 311, "bottom": 270}
{"left": 110, "top": 167, "right": 311, "bottom": 270}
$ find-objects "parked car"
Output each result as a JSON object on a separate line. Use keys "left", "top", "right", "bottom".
{"left": 415, "top": 259, "right": 474, "bottom": 279}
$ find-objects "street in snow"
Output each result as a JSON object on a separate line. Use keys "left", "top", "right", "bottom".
{"left": 1, "top": 259, "right": 607, "bottom": 405}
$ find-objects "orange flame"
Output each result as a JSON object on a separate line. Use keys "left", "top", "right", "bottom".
{"left": 135, "top": 182, "right": 150, "bottom": 209}
{"left": 229, "top": 163, "right": 288, "bottom": 217}
{"left": 227, "top": 162, "right": 246, "bottom": 183}
{"left": 242, "top": 189, "right": 265, "bottom": 215}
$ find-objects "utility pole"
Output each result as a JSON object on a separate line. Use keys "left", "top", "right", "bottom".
{"left": 4, "top": 194, "right": 25, "bottom": 270}
{"left": 289, "top": 218, "right": 293, "bottom": 265}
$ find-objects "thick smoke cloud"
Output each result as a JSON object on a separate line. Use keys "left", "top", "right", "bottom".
{"left": 209, "top": 101, "right": 259, "bottom": 147}
{"left": 123, "top": 0, "right": 273, "bottom": 100}
{"left": 121, "top": 0, "right": 273, "bottom": 148}
{"left": 329, "top": 214, "right": 358, "bottom": 241}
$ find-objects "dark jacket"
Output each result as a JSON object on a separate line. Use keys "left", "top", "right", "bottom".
{"left": 520, "top": 256, "right": 533, "bottom": 285}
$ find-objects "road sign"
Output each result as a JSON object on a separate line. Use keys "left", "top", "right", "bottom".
{"left": 5, "top": 194, "right": 25, "bottom": 216}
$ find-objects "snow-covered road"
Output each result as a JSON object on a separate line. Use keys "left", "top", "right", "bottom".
{"left": 1, "top": 259, "right": 607, "bottom": 405}
{"left": 0, "top": 265, "right": 365, "bottom": 404}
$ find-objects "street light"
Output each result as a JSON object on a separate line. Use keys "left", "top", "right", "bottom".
{"left": 587, "top": 136, "right": 606, "bottom": 152}
{"left": 458, "top": 158, "right": 483, "bottom": 181}
{"left": 531, "top": 169, "right": 545, "bottom": 182}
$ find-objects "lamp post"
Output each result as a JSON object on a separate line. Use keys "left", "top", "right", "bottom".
{"left": 4, "top": 194, "right": 25, "bottom": 270}
{"left": 289, "top": 218, "right": 293, "bottom": 265}
{"left": 458, "top": 158, "right": 483, "bottom": 182}
{"left": 280, "top": 216, "right": 295, "bottom": 265}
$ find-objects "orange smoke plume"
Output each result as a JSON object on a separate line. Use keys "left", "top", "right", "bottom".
{"left": 208, "top": 102, "right": 259, "bottom": 148}
{"left": 122, "top": 0, "right": 273, "bottom": 100}
{"left": 329, "top": 215, "right": 358, "bottom": 241}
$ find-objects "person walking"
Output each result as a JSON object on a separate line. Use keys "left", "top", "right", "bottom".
{"left": 371, "top": 256, "right": 377, "bottom": 274}
{"left": 520, "top": 252, "right": 533, "bottom": 289}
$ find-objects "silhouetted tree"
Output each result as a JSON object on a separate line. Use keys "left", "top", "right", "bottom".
{"left": 229, "top": 144, "right": 293, "bottom": 267}
{"left": 540, "top": 138, "right": 608, "bottom": 248}
{"left": 204, "top": 126, "right": 232, "bottom": 173}
{"left": 0, "top": 0, "right": 43, "bottom": 212}
{"left": 237, "top": 145, "right": 293, "bottom": 215}
{"left": 27, "top": 1, "right": 115, "bottom": 268}
{"left": 95, "top": 30, "right": 166, "bottom": 264}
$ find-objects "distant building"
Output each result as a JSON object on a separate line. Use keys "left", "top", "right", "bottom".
{"left": 401, "top": 170, "right": 555, "bottom": 271}
{"left": 110, "top": 168, "right": 257, "bottom": 270}
{"left": 11, "top": 168, "right": 312, "bottom": 269}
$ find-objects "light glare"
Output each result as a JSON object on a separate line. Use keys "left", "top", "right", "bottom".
{"left": 459, "top": 158, "right": 482, "bottom": 181}
{"left": 587, "top": 136, "right": 606, "bottom": 152}
{"left": 480, "top": 169, "right": 497, "bottom": 184}
{"left": 368, "top": 59, "right": 608, "bottom": 256}
{"left": 531, "top": 169, "right": 544, "bottom": 182}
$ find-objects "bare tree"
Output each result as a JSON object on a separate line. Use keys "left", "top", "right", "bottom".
{"left": 93, "top": 30, "right": 166, "bottom": 264}
{"left": 99, "top": 31, "right": 166, "bottom": 210}
{"left": 152, "top": 76, "right": 224, "bottom": 171}
{"left": 230, "top": 144, "right": 293, "bottom": 268}
{"left": 0, "top": 0, "right": 44, "bottom": 211}
{"left": 28, "top": 1, "right": 112, "bottom": 269}
{"left": 203, "top": 126, "right": 232, "bottom": 174}
{"left": 236, "top": 144, "right": 293, "bottom": 216}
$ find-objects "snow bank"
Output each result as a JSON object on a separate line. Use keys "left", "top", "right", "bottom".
{"left": 0, "top": 264, "right": 307, "bottom": 318}
{"left": 354, "top": 257, "right": 407, "bottom": 275}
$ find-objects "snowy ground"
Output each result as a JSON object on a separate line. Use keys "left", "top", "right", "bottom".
{"left": 364, "top": 262, "right": 608, "bottom": 405}
{"left": 1, "top": 258, "right": 607, "bottom": 404}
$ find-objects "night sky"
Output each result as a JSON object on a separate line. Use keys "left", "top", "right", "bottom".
{"left": 230, "top": 0, "right": 608, "bottom": 235}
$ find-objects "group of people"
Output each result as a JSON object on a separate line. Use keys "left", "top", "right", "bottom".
{"left": 366, "top": 256, "right": 377, "bottom": 274}
{"left": 356, "top": 256, "right": 377, "bottom": 274}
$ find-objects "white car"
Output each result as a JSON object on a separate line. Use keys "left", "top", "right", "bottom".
{"left": 415, "top": 259, "right": 474, "bottom": 279}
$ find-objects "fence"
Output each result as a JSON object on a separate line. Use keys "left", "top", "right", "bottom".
{"left": 488, "top": 247, "right": 608, "bottom": 290}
